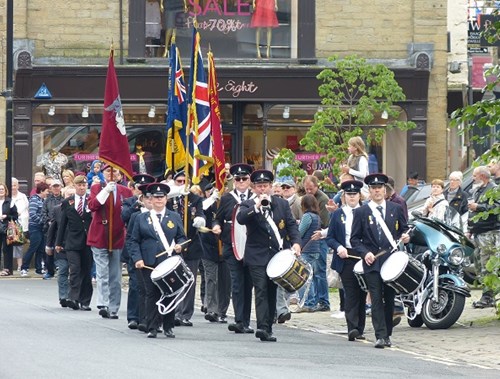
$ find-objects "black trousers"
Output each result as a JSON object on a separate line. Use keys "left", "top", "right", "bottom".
{"left": 138, "top": 268, "right": 175, "bottom": 332}
{"left": 66, "top": 247, "right": 93, "bottom": 306}
{"left": 364, "top": 271, "right": 395, "bottom": 339}
{"left": 339, "top": 259, "right": 366, "bottom": 334}
{"left": 248, "top": 265, "right": 277, "bottom": 334}
{"left": 0, "top": 234, "right": 13, "bottom": 273}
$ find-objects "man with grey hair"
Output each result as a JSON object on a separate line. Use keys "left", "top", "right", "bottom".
{"left": 467, "top": 166, "right": 499, "bottom": 308}
{"left": 444, "top": 171, "right": 468, "bottom": 215}
{"left": 487, "top": 159, "right": 500, "bottom": 185}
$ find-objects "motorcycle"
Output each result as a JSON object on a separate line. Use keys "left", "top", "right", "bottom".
{"left": 380, "top": 209, "right": 475, "bottom": 329}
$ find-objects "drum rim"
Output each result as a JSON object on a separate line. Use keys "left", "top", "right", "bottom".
{"left": 151, "top": 255, "right": 182, "bottom": 280}
{"left": 266, "top": 249, "right": 295, "bottom": 278}
{"left": 380, "top": 250, "right": 409, "bottom": 281}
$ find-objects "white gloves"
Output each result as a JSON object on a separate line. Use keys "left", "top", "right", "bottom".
{"left": 104, "top": 182, "right": 116, "bottom": 193}
{"left": 192, "top": 216, "right": 206, "bottom": 229}
{"left": 202, "top": 189, "right": 220, "bottom": 210}
{"left": 210, "top": 189, "right": 220, "bottom": 201}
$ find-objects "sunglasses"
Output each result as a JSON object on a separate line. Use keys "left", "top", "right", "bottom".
{"left": 281, "top": 185, "right": 291, "bottom": 190}
{"left": 234, "top": 177, "right": 249, "bottom": 182}
{"left": 175, "top": 179, "right": 186, "bottom": 184}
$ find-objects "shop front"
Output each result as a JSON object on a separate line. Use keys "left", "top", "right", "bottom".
{"left": 13, "top": 59, "right": 429, "bottom": 192}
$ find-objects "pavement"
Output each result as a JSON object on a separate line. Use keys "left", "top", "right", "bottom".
{"left": 2, "top": 270, "right": 499, "bottom": 371}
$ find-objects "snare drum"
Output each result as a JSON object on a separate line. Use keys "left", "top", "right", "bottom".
{"left": 380, "top": 251, "right": 425, "bottom": 294}
{"left": 151, "top": 255, "right": 194, "bottom": 297}
{"left": 353, "top": 260, "right": 367, "bottom": 292}
{"left": 266, "top": 249, "right": 310, "bottom": 292}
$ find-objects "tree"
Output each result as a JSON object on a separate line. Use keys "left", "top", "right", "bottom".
{"left": 275, "top": 55, "right": 415, "bottom": 181}
{"left": 451, "top": 9, "right": 500, "bottom": 314}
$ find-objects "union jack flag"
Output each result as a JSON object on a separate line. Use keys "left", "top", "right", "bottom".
{"left": 187, "top": 26, "right": 212, "bottom": 184}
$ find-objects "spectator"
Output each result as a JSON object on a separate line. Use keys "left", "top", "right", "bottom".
{"left": 29, "top": 172, "right": 46, "bottom": 197}
{"left": 10, "top": 178, "right": 29, "bottom": 272}
{"left": 20, "top": 182, "right": 50, "bottom": 277}
{"left": 281, "top": 179, "right": 302, "bottom": 221}
{"left": 385, "top": 176, "right": 408, "bottom": 222}
{"left": 341, "top": 136, "right": 369, "bottom": 182}
{"left": 87, "top": 160, "right": 105, "bottom": 185}
{"left": 444, "top": 171, "right": 468, "bottom": 216}
{"left": 421, "top": 179, "right": 449, "bottom": 221}
{"left": 467, "top": 166, "right": 500, "bottom": 309}
{"left": 0, "top": 183, "right": 18, "bottom": 276}
{"left": 487, "top": 159, "right": 500, "bottom": 185}
{"left": 400, "top": 171, "right": 419, "bottom": 197}
{"left": 42, "top": 179, "right": 64, "bottom": 279}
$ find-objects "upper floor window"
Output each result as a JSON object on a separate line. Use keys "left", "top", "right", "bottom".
{"left": 145, "top": 0, "right": 296, "bottom": 59}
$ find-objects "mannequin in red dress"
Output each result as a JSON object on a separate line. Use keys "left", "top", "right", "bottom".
{"left": 251, "top": 0, "right": 278, "bottom": 58}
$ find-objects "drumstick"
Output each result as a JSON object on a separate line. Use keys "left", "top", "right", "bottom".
{"left": 347, "top": 254, "right": 361, "bottom": 260}
{"left": 155, "top": 239, "right": 192, "bottom": 258}
{"left": 198, "top": 226, "right": 214, "bottom": 233}
{"left": 143, "top": 265, "right": 155, "bottom": 271}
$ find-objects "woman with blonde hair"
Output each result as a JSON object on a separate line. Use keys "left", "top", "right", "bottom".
{"left": 341, "top": 136, "right": 369, "bottom": 182}
{"left": 61, "top": 169, "right": 75, "bottom": 196}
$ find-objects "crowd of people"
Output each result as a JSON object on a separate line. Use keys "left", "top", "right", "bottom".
{"left": 0, "top": 142, "right": 498, "bottom": 347}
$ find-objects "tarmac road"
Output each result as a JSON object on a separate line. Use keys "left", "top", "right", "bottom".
{"left": 0, "top": 277, "right": 498, "bottom": 378}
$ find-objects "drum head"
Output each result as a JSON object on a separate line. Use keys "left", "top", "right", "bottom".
{"left": 380, "top": 251, "right": 408, "bottom": 281}
{"left": 353, "top": 259, "right": 364, "bottom": 274}
{"left": 266, "top": 250, "right": 294, "bottom": 278}
{"left": 231, "top": 204, "right": 247, "bottom": 261}
{"left": 151, "top": 255, "right": 181, "bottom": 280}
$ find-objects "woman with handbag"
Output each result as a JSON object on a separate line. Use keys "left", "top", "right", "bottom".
{"left": 11, "top": 178, "right": 29, "bottom": 272}
{"left": 0, "top": 182, "right": 18, "bottom": 276}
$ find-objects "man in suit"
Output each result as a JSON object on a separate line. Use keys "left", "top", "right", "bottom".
{"left": 212, "top": 163, "right": 255, "bottom": 334}
{"left": 167, "top": 171, "right": 206, "bottom": 327}
{"left": 237, "top": 169, "right": 301, "bottom": 342}
{"left": 55, "top": 175, "right": 93, "bottom": 311}
{"left": 350, "top": 173, "right": 410, "bottom": 348}
{"left": 128, "top": 183, "right": 187, "bottom": 338}
{"left": 87, "top": 165, "right": 133, "bottom": 319}
{"left": 122, "top": 174, "right": 156, "bottom": 330}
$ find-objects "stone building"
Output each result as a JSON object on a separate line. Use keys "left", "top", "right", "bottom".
{"left": 0, "top": 0, "right": 449, "bottom": 192}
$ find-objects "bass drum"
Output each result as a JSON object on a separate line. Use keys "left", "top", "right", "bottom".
{"left": 231, "top": 204, "right": 246, "bottom": 261}
{"left": 380, "top": 251, "right": 425, "bottom": 294}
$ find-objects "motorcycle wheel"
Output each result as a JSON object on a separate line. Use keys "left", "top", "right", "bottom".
{"left": 407, "top": 314, "right": 424, "bottom": 328}
{"left": 421, "top": 288, "right": 466, "bottom": 330}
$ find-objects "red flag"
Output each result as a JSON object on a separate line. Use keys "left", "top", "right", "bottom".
{"left": 207, "top": 51, "right": 226, "bottom": 192}
{"left": 99, "top": 48, "right": 133, "bottom": 180}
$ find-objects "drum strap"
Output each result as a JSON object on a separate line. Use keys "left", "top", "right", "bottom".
{"left": 264, "top": 211, "right": 283, "bottom": 250}
{"left": 230, "top": 190, "right": 256, "bottom": 204}
{"left": 150, "top": 212, "right": 175, "bottom": 255}
{"left": 369, "top": 203, "right": 397, "bottom": 250}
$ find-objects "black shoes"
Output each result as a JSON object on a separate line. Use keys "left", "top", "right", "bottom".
{"left": 384, "top": 337, "right": 392, "bottom": 348}
{"left": 80, "top": 305, "right": 92, "bottom": 311}
{"left": 138, "top": 323, "right": 147, "bottom": 333}
{"left": 128, "top": 321, "right": 139, "bottom": 330}
{"left": 110, "top": 312, "right": 119, "bottom": 320}
{"left": 356, "top": 334, "right": 366, "bottom": 340}
{"left": 99, "top": 307, "right": 110, "bottom": 318}
{"left": 244, "top": 326, "right": 254, "bottom": 334}
{"left": 473, "top": 296, "right": 495, "bottom": 309}
{"left": 228, "top": 322, "right": 244, "bottom": 333}
{"left": 218, "top": 315, "right": 227, "bottom": 324}
{"left": 147, "top": 330, "right": 157, "bottom": 338}
{"left": 374, "top": 338, "right": 385, "bottom": 348}
{"left": 392, "top": 316, "right": 402, "bottom": 327}
{"left": 201, "top": 305, "right": 207, "bottom": 313}
{"left": 255, "top": 329, "right": 277, "bottom": 342}
{"left": 164, "top": 328, "right": 175, "bottom": 338}
{"left": 174, "top": 318, "right": 181, "bottom": 326}
{"left": 59, "top": 299, "right": 68, "bottom": 308}
{"left": 348, "top": 329, "right": 360, "bottom": 341}
{"left": 66, "top": 300, "right": 80, "bottom": 310}
{"left": 180, "top": 319, "right": 192, "bottom": 326}
{"left": 313, "top": 303, "right": 331, "bottom": 312}
{"left": 205, "top": 312, "right": 218, "bottom": 322}
{"left": 277, "top": 312, "right": 291, "bottom": 324}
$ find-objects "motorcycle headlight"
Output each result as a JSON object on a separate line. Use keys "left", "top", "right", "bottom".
{"left": 436, "top": 244, "right": 447, "bottom": 255}
{"left": 449, "top": 247, "right": 464, "bottom": 265}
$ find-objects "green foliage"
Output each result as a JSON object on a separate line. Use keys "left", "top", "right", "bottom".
{"left": 298, "top": 55, "right": 416, "bottom": 177}
{"left": 272, "top": 148, "right": 307, "bottom": 182}
{"left": 484, "top": 255, "right": 500, "bottom": 317}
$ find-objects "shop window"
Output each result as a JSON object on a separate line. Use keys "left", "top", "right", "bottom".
{"left": 145, "top": 0, "right": 296, "bottom": 59}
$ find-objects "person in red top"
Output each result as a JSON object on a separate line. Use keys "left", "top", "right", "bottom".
{"left": 87, "top": 164, "right": 133, "bottom": 319}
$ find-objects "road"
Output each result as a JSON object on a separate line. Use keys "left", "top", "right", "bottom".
{"left": 0, "top": 279, "right": 497, "bottom": 379}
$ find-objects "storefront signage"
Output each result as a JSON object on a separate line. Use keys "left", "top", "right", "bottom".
{"left": 219, "top": 79, "right": 259, "bottom": 98}
{"left": 74, "top": 153, "right": 137, "bottom": 162}
{"left": 188, "top": 0, "right": 252, "bottom": 17}
{"left": 295, "top": 152, "right": 335, "bottom": 174}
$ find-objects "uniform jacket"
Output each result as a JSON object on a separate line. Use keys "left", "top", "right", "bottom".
{"left": 56, "top": 194, "right": 92, "bottom": 251}
{"left": 326, "top": 207, "right": 349, "bottom": 274}
{"left": 237, "top": 195, "right": 301, "bottom": 267}
{"left": 87, "top": 182, "right": 133, "bottom": 250}
{"left": 350, "top": 201, "right": 408, "bottom": 273}
{"left": 128, "top": 209, "right": 187, "bottom": 266}
{"left": 213, "top": 189, "right": 254, "bottom": 246}
{"left": 199, "top": 201, "right": 220, "bottom": 262}
{"left": 167, "top": 192, "right": 204, "bottom": 260}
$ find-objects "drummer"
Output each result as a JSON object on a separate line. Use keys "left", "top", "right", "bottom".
{"left": 128, "top": 183, "right": 187, "bottom": 339}
{"left": 237, "top": 169, "right": 301, "bottom": 342}
{"left": 212, "top": 163, "right": 255, "bottom": 334}
{"left": 326, "top": 180, "right": 366, "bottom": 341}
{"left": 350, "top": 174, "right": 409, "bottom": 349}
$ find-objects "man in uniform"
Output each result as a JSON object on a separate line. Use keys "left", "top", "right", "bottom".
{"left": 212, "top": 163, "right": 255, "bottom": 334}
{"left": 350, "top": 174, "right": 409, "bottom": 348}
{"left": 237, "top": 170, "right": 301, "bottom": 342}
{"left": 129, "top": 183, "right": 186, "bottom": 338}
{"left": 87, "top": 165, "right": 133, "bottom": 319}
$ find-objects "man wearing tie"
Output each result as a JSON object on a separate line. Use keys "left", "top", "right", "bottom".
{"left": 129, "top": 183, "right": 186, "bottom": 338}
{"left": 55, "top": 175, "right": 93, "bottom": 311}
{"left": 87, "top": 165, "right": 133, "bottom": 319}
{"left": 350, "top": 173, "right": 409, "bottom": 349}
